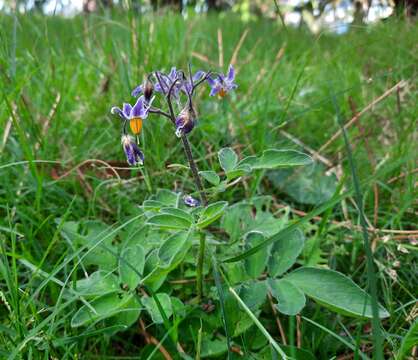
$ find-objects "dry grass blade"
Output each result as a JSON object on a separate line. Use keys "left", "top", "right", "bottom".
{"left": 230, "top": 28, "right": 249, "bottom": 66}
{"left": 319, "top": 80, "right": 407, "bottom": 153}
{"left": 217, "top": 28, "right": 224, "bottom": 68}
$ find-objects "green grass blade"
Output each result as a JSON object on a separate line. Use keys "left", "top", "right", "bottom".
{"left": 302, "top": 316, "right": 370, "bottom": 360}
{"left": 209, "top": 248, "right": 233, "bottom": 359}
{"left": 329, "top": 84, "right": 384, "bottom": 360}
{"left": 228, "top": 287, "right": 288, "bottom": 359}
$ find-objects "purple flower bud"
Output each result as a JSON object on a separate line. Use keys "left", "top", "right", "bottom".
{"left": 132, "top": 79, "right": 154, "bottom": 102}
{"left": 184, "top": 195, "right": 200, "bottom": 207}
{"left": 175, "top": 107, "right": 196, "bottom": 138}
{"left": 143, "top": 80, "right": 154, "bottom": 102}
{"left": 121, "top": 135, "right": 144, "bottom": 166}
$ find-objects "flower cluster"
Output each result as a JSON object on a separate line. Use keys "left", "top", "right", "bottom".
{"left": 111, "top": 65, "right": 237, "bottom": 166}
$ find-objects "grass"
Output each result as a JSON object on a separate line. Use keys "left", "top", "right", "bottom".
{"left": 0, "top": 10, "right": 417, "bottom": 359}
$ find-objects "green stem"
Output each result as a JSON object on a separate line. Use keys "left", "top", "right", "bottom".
{"left": 196, "top": 232, "right": 206, "bottom": 301}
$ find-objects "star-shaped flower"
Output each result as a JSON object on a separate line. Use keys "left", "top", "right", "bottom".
{"left": 111, "top": 96, "right": 153, "bottom": 135}
{"left": 207, "top": 64, "right": 237, "bottom": 98}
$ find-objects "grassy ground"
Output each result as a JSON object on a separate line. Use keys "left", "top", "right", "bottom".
{"left": 0, "top": 10, "right": 417, "bottom": 359}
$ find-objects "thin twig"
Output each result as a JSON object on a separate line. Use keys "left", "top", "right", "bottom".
{"left": 139, "top": 319, "right": 173, "bottom": 360}
{"left": 296, "top": 314, "right": 302, "bottom": 348}
{"left": 267, "top": 292, "right": 288, "bottom": 345}
{"left": 387, "top": 168, "right": 418, "bottom": 184}
{"left": 191, "top": 51, "right": 217, "bottom": 66}
{"left": 53, "top": 159, "right": 121, "bottom": 182}
{"left": 280, "top": 130, "right": 333, "bottom": 167}
{"left": 149, "top": 106, "right": 171, "bottom": 120}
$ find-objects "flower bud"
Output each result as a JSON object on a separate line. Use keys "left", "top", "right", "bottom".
{"left": 143, "top": 79, "right": 154, "bottom": 102}
{"left": 175, "top": 106, "right": 197, "bottom": 138}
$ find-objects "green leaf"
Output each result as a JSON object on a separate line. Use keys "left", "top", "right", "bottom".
{"left": 284, "top": 267, "right": 390, "bottom": 319}
{"left": 105, "top": 294, "right": 141, "bottom": 330}
{"left": 155, "top": 189, "right": 180, "bottom": 207}
{"left": 197, "top": 201, "right": 228, "bottom": 229}
{"left": 141, "top": 293, "right": 172, "bottom": 324}
{"left": 268, "top": 229, "right": 304, "bottom": 277}
{"left": 245, "top": 232, "right": 269, "bottom": 279}
{"left": 71, "top": 293, "right": 138, "bottom": 328}
{"left": 142, "top": 200, "right": 164, "bottom": 211}
{"left": 223, "top": 187, "right": 353, "bottom": 263}
{"left": 218, "top": 147, "right": 238, "bottom": 173}
{"left": 221, "top": 199, "right": 287, "bottom": 243}
{"left": 143, "top": 232, "right": 192, "bottom": 290}
{"left": 268, "top": 163, "right": 337, "bottom": 205}
{"left": 157, "top": 231, "right": 191, "bottom": 267}
{"left": 224, "top": 261, "right": 250, "bottom": 285}
{"left": 268, "top": 278, "right": 306, "bottom": 316}
{"left": 61, "top": 220, "right": 118, "bottom": 271}
{"left": 147, "top": 214, "right": 191, "bottom": 230}
{"left": 160, "top": 207, "right": 193, "bottom": 223}
{"left": 75, "top": 271, "right": 119, "bottom": 297}
{"left": 251, "top": 149, "right": 312, "bottom": 170}
{"left": 225, "top": 164, "right": 251, "bottom": 181}
{"left": 200, "top": 336, "right": 229, "bottom": 358}
{"left": 199, "top": 170, "right": 220, "bottom": 186}
{"left": 119, "top": 244, "right": 145, "bottom": 289}
{"left": 239, "top": 281, "right": 268, "bottom": 312}
{"left": 396, "top": 319, "right": 418, "bottom": 360}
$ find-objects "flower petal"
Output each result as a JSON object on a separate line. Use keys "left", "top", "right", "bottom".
{"left": 227, "top": 64, "right": 235, "bottom": 82}
{"left": 226, "top": 82, "right": 238, "bottom": 91}
{"left": 131, "top": 97, "right": 144, "bottom": 118}
{"left": 207, "top": 77, "right": 216, "bottom": 87}
{"left": 131, "top": 84, "right": 143, "bottom": 97}
{"left": 193, "top": 70, "right": 205, "bottom": 81}
{"left": 111, "top": 106, "right": 126, "bottom": 119}
{"left": 168, "top": 67, "right": 177, "bottom": 80}
{"left": 184, "top": 195, "right": 200, "bottom": 207}
{"left": 123, "top": 103, "right": 132, "bottom": 117}
{"left": 209, "top": 86, "right": 220, "bottom": 97}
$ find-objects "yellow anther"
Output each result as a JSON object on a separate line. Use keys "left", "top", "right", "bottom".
{"left": 130, "top": 118, "right": 143, "bottom": 135}
{"left": 218, "top": 88, "right": 226, "bottom": 98}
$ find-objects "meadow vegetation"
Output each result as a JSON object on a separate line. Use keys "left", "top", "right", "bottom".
{"left": 0, "top": 11, "right": 417, "bottom": 359}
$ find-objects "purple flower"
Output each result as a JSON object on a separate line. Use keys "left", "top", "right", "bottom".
{"left": 207, "top": 64, "right": 237, "bottom": 98}
{"left": 184, "top": 195, "right": 200, "bottom": 207}
{"left": 111, "top": 96, "right": 153, "bottom": 135}
{"left": 175, "top": 107, "right": 196, "bottom": 137}
{"left": 121, "top": 135, "right": 144, "bottom": 166}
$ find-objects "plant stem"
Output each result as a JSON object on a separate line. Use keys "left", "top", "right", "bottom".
{"left": 180, "top": 134, "right": 208, "bottom": 206}
{"left": 196, "top": 232, "right": 206, "bottom": 302}
{"left": 180, "top": 135, "right": 208, "bottom": 302}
